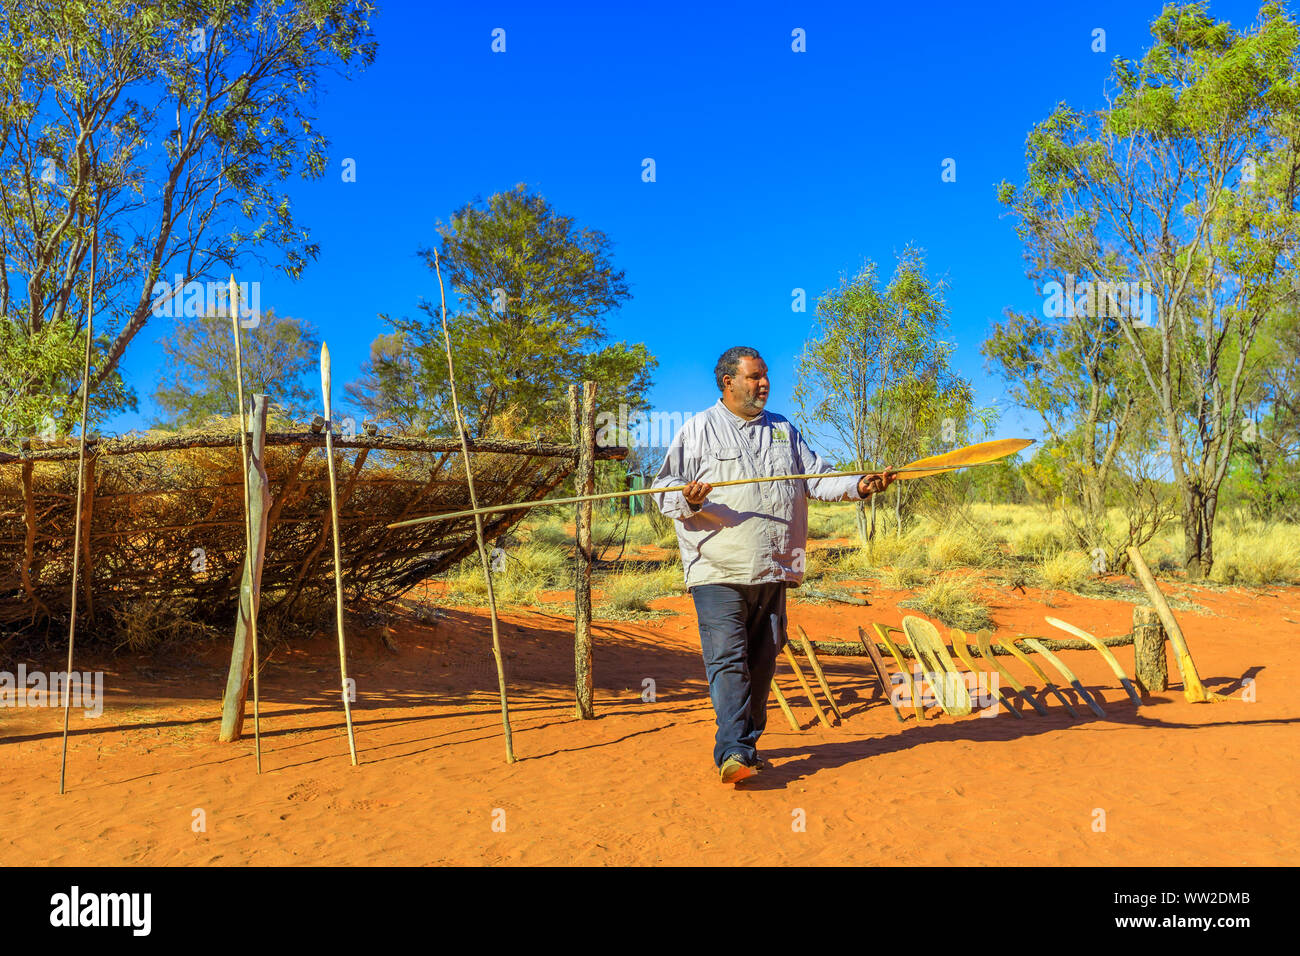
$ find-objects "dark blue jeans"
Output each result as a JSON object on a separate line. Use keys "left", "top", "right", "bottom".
{"left": 689, "top": 581, "right": 788, "bottom": 767}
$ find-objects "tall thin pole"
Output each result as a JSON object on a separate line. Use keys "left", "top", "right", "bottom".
{"left": 58, "top": 219, "right": 97, "bottom": 795}
{"left": 321, "top": 343, "right": 358, "bottom": 765}
{"left": 229, "top": 276, "right": 262, "bottom": 772}
{"left": 432, "top": 248, "right": 515, "bottom": 763}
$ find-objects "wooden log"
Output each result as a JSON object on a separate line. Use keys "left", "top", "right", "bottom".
{"left": 574, "top": 381, "right": 596, "bottom": 720}
{"left": 1126, "top": 545, "right": 1214, "bottom": 702}
{"left": 1, "top": 430, "right": 629, "bottom": 462}
{"left": 1132, "top": 605, "right": 1168, "bottom": 695}
{"left": 220, "top": 395, "right": 271, "bottom": 743}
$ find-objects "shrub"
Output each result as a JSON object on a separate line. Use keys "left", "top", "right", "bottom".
{"left": 899, "top": 574, "right": 993, "bottom": 631}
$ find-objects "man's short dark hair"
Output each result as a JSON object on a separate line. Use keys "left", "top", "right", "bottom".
{"left": 715, "top": 346, "right": 762, "bottom": 391}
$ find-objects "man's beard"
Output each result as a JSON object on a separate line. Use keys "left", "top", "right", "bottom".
{"left": 740, "top": 390, "right": 767, "bottom": 412}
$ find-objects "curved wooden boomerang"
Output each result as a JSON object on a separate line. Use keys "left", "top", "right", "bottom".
{"left": 1044, "top": 616, "right": 1143, "bottom": 707}
{"left": 1021, "top": 637, "right": 1106, "bottom": 718}
{"left": 999, "top": 636, "right": 1080, "bottom": 718}
{"left": 387, "top": 438, "right": 1035, "bottom": 528}
{"left": 952, "top": 628, "right": 1022, "bottom": 719}
{"left": 975, "top": 629, "right": 1048, "bottom": 716}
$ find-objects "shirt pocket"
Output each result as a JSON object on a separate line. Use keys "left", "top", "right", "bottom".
{"left": 705, "top": 446, "right": 745, "bottom": 482}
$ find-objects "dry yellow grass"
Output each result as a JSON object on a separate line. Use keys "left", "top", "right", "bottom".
{"left": 899, "top": 573, "right": 993, "bottom": 630}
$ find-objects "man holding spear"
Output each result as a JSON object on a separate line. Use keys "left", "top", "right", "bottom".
{"left": 650, "top": 346, "right": 896, "bottom": 785}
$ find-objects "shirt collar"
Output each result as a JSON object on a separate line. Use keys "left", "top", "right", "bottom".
{"left": 716, "top": 398, "right": 765, "bottom": 428}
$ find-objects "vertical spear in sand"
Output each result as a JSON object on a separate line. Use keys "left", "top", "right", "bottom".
{"left": 58, "top": 224, "right": 98, "bottom": 795}
{"left": 432, "top": 248, "right": 515, "bottom": 763}
{"left": 229, "top": 276, "right": 263, "bottom": 772}
{"left": 321, "top": 343, "right": 358, "bottom": 765}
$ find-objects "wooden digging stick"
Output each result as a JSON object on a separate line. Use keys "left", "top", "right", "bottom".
{"left": 795, "top": 625, "right": 843, "bottom": 720}
{"left": 431, "top": 249, "right": 515, "bottom": 763}
{"left": 1125, "top": 546, "right": 1218, "bottom": 703}
{"left": 229, "top": 276, "right": 262, "bottom": 773}
{"left": 770, "top": 678, "right": 801, "bottom": 731}
{"left": 58, "top": 222, "right": 97, "bottom": 795}
{"left": 321, "top": 344, "right": 358, "bottom": 765}
{"left": 783, "top": 643, "right": 833, "bottom": 728}
{"left": 858, "top": 626, "right": 906, "bottom": 722}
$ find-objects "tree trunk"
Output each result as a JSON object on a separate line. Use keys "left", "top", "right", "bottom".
{"left": 1180, "top": 484, "right": 1217, "bottom": 580}
{"left": 1132, "top": 605, "right": 1167, "bottom": 694}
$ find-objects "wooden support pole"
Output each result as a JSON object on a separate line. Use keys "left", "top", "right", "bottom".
{"left": 1132, "top": 605, "right": 1168, "bottom": 695}
{"left": 1126, "top": 546, "right": 1215, "bottom": 702}
{"left": 322, "top": 348, "right": 359, "bottom": 765}
{"left": 220, "top": 395, "right": 271, "bottom": 743}
{"left": 79, "top": 457, "right": 95, "bottom": 622}
{"left": 20, "top": 461, "right": 48, "bottom": 620}
{"left": 574, "top": 380, "right": 596, "bottom": 720}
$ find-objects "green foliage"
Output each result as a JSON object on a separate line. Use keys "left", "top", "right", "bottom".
{"left": 348, "top": 184, "right": 655, "bottom": 440}
{"left": 151, "top": 309, "right": 321, "bottom": 428}
{"left": 793, "top": 246, "right": 995, "bottom": 542}
{"left": 0, "top": 315, "right": 135, "bottom": 441}
{"left": 993, "top": 0, "right": 1300, "bottom": 578}
{"left": 0, "top": 0, "right": 376, "bottom": 397}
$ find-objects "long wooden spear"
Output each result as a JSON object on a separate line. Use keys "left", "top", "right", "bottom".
{"left": 229, "top": 276, "right": 263, "bottom": 772}
{"left": 321, "top": 343, "right": 359, "bottom": 765}
{"left": 431, "top": 248, "right": 515, "bottom": 763}
{"left": 388, "top": 437, "right": 1034, "bottom": 529}
{"left": 58, "top": 214, "right": 98, "bottom": 795}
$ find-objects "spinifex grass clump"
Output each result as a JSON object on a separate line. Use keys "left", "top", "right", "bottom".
{"left": 899, "top": 573, "right": 993, "bottom": 631}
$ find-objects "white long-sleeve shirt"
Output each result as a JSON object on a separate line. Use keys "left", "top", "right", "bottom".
{"left": 649, "top": 399, "right": 866, "bottom": 588}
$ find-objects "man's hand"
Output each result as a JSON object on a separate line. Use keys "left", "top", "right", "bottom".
{"left": 857, "top": 467, "right": 897, "bottom": 498}
{"left": 682, "top": 480, "right": 713, "bottom": 506}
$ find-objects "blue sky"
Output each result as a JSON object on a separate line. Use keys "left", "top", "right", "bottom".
{"left": 112, "top": 0, "right": 1266, "bottom": 457}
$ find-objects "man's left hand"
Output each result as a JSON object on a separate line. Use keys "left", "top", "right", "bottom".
{"left": 857, "top": 468, "right": 898, "bottom": 498}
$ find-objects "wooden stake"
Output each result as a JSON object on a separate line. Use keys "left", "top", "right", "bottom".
{"left": 321, "top": 343, "right": 358, "bottom": 765}
{"left": 229, "top": 276, "right": 263, "bottom": 772}
{"left": 430, "top": 249, "right": 515, "bottom": 763}
{"left": 794, "top": 625, "right": 843, "bottom": 720}
{"left": 769, "top": 678, "right": 801, "bottom": 731}
{"left": 1126, "top": 546, "right": 1218, "bottom": 702}
{"left": 782, "top": 643, "right": 833, "bottom": 728}
{"left": 58, "top": 225, "right": 97, "bottom": 796}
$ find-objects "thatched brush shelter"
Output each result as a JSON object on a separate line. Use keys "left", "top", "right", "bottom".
{"left": 0, "top": 420, "right": 626, "bottom": 640}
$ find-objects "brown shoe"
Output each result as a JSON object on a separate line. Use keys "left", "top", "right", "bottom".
{"left": 719, "top": 754, "right": 756, "bottom": 784}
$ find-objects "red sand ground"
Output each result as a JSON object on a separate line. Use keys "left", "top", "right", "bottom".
{"left": 2, "top": 570, "right": 1298, "bottom": 866}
